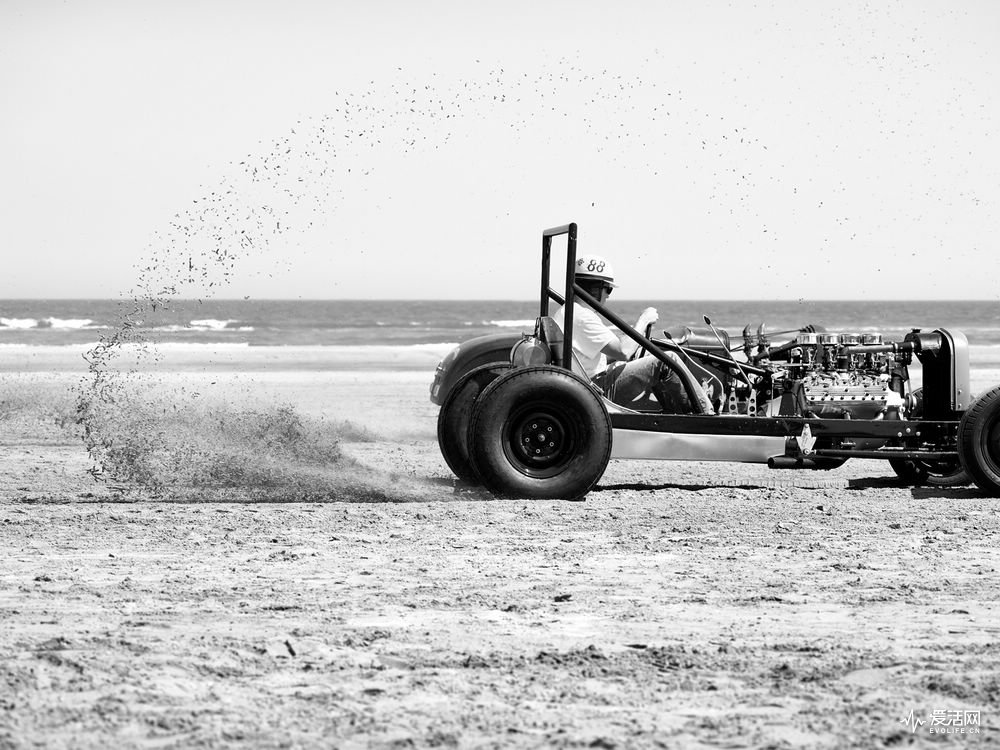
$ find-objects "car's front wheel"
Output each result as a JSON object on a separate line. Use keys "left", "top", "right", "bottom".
{"left": 468, "top": 366, "right": 611, "bottom": 500}
{"left": 888, "top": 457, "right": 970, "bottom": 487}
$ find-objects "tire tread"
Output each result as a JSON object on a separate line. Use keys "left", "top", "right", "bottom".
{"left": 958, "top": 385, "right": 1000, "bottom": 495}
{"left": 468, "top": 366, "right": 611, "bottom": 500}
{"left": 436, "top": 363, "right": 508, "bottom": 483}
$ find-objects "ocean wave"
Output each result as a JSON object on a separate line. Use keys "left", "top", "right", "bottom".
{"left": 45, "top": 317, "right": 104, "bottom": 329}
{"left": 150, "top": 321, "right": 256, "bottom": 333}
{"left": 189, "top": 318, "right": 249, "bottom": 330}
{"left": 1, "top": 316, "right": 105, "bottom": 330}
{"left": 483, "top": 319, "right": 535, "bottom": 328}
{"left": 0, "top": 318, "right": 38, "bottom": 329}
{"left": 0, "top": 341, "right": 459, "bottom": 352}
{"left": 134, "top": 341, "right": 251, "bottom": 350}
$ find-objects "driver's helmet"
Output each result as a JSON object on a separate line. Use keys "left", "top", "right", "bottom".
{"left": 574, "top": 254, "right": 617, "bottom": 288}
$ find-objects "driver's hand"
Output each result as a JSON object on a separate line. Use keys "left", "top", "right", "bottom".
{"left": 636, "top": 307, "right": 659, "bottom": 333}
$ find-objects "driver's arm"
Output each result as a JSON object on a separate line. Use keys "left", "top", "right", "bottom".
{"left": 600, "top": 338, "right": 631, "bottom": 362}
{"left": 601, "top": 307, "right": 659, "bottom": 362}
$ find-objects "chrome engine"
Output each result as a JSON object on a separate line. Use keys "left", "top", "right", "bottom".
{"left": 800, "top": 371, "right": 902, "bottom": 419}
{"left": 761, "top": 331, "right": 909, "bottom": 419}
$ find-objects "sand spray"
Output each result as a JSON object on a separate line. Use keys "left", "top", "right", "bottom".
{"left": 71, "top": 61, "right": 768, "bottom": 499}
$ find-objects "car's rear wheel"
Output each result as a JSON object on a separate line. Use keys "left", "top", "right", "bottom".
{"left": 888, "top": 388, "right": 971, "bottom": 487}
{"left": 437, "top": 363, "right": 508, "bottom": 484}
{"left": 958, "top": 386, "right": 1000, "bottom": 495}
{"left": 468, "top": 366, "right": 611, "bottom": 500}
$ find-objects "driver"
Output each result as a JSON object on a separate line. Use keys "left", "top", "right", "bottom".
{"left": 553, "top": 254, "right": 715, "bottom": 414}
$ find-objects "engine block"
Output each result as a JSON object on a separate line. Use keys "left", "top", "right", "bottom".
{"left": 768, "top": 331, "right": 908, "bottom": 419}
{"left": 802, "top": 373, "right": 898, "bottom": 419}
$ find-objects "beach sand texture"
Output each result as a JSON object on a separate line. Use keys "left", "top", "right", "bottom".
{"left": 1, "top": 348, "right": 998, "bottom": 748}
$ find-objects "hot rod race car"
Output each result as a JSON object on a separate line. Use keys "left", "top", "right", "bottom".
{"left": 430, "top": 223, "right": 1000, "bottom": 500}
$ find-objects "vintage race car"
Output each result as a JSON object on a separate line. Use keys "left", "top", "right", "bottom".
{"left": 430, "top": 223, "right": 1000, "bottom": 500}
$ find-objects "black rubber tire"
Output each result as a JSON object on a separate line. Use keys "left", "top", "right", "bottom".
{"left": 437, "top": 363, "right": 509, "bottom": 484}
{"left": 468, "top": 366, "right": 612, "bottom": 500}
{"left": 888, "top": 387, "right": 971, "bottom": 487}
{"left": 888, "top": 457, "right": 971, "bottom": 487}
{"left": 958, "top": 385, "right": 1000, "bottom": 495}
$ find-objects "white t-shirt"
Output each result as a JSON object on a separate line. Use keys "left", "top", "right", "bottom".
{"left": 552, "top": 303, "right": 618, "bottom": 378}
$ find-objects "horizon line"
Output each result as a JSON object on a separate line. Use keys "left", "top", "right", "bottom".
{"left": 1, "top": 297, "right": 998, "bottom": 303}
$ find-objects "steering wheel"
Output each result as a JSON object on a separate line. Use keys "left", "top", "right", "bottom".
{"left": 630, "top": 322, "right": 655, "bottom": 361}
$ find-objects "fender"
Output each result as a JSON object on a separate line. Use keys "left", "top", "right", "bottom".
{"left": 429, "top": 332, "right": 521, "bottom": 405}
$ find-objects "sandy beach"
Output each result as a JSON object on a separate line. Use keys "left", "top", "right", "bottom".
{"left": 7, "top": 0, "right": 1000, "bottom": 743}
{"left": 1, "top": 346, "right": 998, "bottom": 748}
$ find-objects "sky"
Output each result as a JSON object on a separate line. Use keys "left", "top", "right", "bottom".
{"left": 2, "top": 0, "right": 998, "bottom": 300}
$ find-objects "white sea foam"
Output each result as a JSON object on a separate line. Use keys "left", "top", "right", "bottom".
{"left": 0, "top": 318, "right": 39, "bottom": 329}
{"left": 189, "top": 318, "right": 239, "bottom": 330}
{"left": 150, "top": 321, "right": 255, "bottom": 332}
{"left": 149, "top": 325, "right": 189, "bottom": 333}
{"left": 1, "top": 316, "right": 106, "bottom": 329}
{"left": 484, "top": 319, "right": 535, "bottom": 328}
{"left": 0, "top": 341, "right": 460, "bottom": 374}
{"left": 42, "top": 317, "right": 101, "bottom": 329}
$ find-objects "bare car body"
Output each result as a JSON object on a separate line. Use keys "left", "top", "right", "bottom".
{"left": 431, "top": 223, "right": 1000, "bottom": 500}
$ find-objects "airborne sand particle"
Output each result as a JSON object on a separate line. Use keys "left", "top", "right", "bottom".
{"left": 74, "top": 61, "right": 772, "bottom": 498}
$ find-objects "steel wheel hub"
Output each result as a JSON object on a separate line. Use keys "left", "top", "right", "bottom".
{"left": 513, "top": 413, "right": 567, "bottom": 466}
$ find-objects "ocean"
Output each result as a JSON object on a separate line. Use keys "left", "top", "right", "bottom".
{"left": 1, "top": 299, "right": 998, "bottom": 349}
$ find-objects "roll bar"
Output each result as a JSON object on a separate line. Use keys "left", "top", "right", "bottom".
{"left": 540, "top": 223, "right": 578, "bottom": 367}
